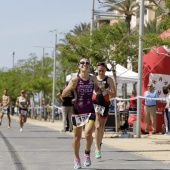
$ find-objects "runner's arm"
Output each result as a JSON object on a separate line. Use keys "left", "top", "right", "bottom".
{"left": 26, "top": 98, "right": 30, "bottom": 107}
{"left": 108, "top": 77, "right": 116, "bottom": 97}
{"left": 62, "top": 77, "right": 78, "bottom": 98}
{"left": 93, "top": 76, "right": 100, "bottom": 94}
{"left": 6, "top": 96, "right": 10, "bottom": 105}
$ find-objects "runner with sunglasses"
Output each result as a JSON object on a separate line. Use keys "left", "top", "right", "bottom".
{"left": 16, "top": 90, "right": 30, "bottom": 132}
{"left": 93, "top": 62, "right": 116, "bottom": 159}
{"left": 62, "top": 58, "right": 100, "bottom": 169}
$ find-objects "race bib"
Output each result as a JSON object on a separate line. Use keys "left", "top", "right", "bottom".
{"left": 20, "top": 110, "right": 27, "bottom": 115}
{"left": 75, "top": 113, "right": 91, "bottom": 127}
{"left": 94, "top": 104, "right": 105, "bottom": 116}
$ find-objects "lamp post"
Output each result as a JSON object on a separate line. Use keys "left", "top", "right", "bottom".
{"left": 10, "top": 52, "right": 15, "bottom": 68}
{"left": 91, "top": 0, "right": 95, "bottom": 34}
{"left": 136, "top": 0, "right": 144, "bottom": 138}
{"left": 12, "top": 52, "right": 15, "bottom": 68}
{"left": 33, "top": 46, "right": 54, "bottom": 120}
{"left": 51, "top": 34, "right": 57, "bottom": 123}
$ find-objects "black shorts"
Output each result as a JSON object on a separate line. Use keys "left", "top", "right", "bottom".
{"left": 19, "top": 108, "right": 28, "bottom": 114}
{"left": 2, "top": 106, "right": 10, "bottom": 114}
{"left": 72, "top": 107, "right": 95, "bottom": 127}
{"left": 93, "top": 101, "right": 110, "bottom": 118}
{"left": 101, "top": 106, "right": 110, "bottom": 118}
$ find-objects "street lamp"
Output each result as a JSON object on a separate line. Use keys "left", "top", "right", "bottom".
{"left": 33, "top": 46, "right": 54, "bottom": 74}
{"left": 33, "top": 46, "right": 54, "bottom": 120}
{"left": 51, "top": 34, "right": 57, "bottom": 123}
{"left": 10, "top": 52, "right": 15, "bottom": 68}
{"left": 136, "top": 0, "right": 144, "bottom": 138}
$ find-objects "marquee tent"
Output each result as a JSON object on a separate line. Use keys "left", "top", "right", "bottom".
{"left": 106, "top": 64, "right": 138, "bottom": 83}
{"left": 66, "top": 64, "right": 138, "bottom": 84}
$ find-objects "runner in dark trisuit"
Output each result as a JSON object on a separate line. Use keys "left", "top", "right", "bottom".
{"left": 62, "top": 58, "right": 100, "bottom": 169}
{"left": 93, "top": 62, "right": 116, "bottom": 159}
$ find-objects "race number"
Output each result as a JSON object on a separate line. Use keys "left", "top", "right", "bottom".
{"left": 94, "top": 104, "right": 105, "bottom": 116}
{"left": 75, "top": 113, "right": 91, "bottom": 127}
{"left": 20, "top": 110, "right": 27, "bottom": 116}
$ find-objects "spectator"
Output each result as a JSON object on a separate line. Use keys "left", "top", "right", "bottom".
{"left": 162, "top": 86, "right": 169, "bottom": 134}
{"left": 117, "top": 98, "right": 126, "bottom": 112}
{"left": 143, "top": 83, "right": 159, "bottom": 135}
{"left": 14, "top": 106, "right": 18, "bottom": 115}
{"left": 57, "top": 86, "right": 75, "bottom": 132}
{"left": 45, "top": 104, "right": 52, "bottom": 121}
{"left": 129, "top": 91, "right": 137, "bottom": 111}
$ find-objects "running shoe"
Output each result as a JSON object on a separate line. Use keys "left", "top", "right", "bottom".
{"left": 95, "top": 150, "right": 101, "bottom": 159}
{"left": 84, "top": 154, "right": 91, "bottom": 167}
{"left": 20, "top": 128, "right": 23, "bottom": 132}
{"left": 0, "top": 122, "right": 1, "bottom": 126}
{"left": 74, "top": 158, "right": 81, "bottom": 169}
{"left": 8, "top": 125, "right": 11, "bottom": 129}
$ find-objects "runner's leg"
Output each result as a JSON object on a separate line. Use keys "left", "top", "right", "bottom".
{"left": 19, "top": 114, "right": 23, "bottom": 128}
{"left": 95, "top": 112, "right": 101, "bottom": 152}
{"left": 84, "top": 123, "right": 94, "bottom": 152}
{"left": 72, "top": 126, "right": 82, "bottom": 159}
{"left": 0, "top": 113, "right": 4, "bottom": 125}
{"left": 100, "top": 118, "right": 107, "bottom": 145}
{"left": 7, "top": 113, "right": 11, "bottom": 128}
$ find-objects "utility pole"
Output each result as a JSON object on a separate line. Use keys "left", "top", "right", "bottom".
{"left": 33, "top": 46, "right": 53, "bottom": 120}
{"left": 52, "top": 34, "right": 57, "bottom": 123}
{"left": 12, "top": 52, "right": 15, "bottom": 68}
{"left": 91, "top": 0, "right": 95, "bottom": 34}
{"left": 137, "top": 0, "right": 144, "bottom": 138}
{"left": 10, "top": 51, "right": 15, "bottom": 68}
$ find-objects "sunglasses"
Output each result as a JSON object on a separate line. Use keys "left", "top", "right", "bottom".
{"left": 148, "top": 86, "right": 152, "bottom": 87}
{"left": 98, "top": 70, "right": 105, "bottom": 72}
{"left": 97, "top": 62, "right": 106, "bottom": 67}
{"left": 79, "top": 61, "right": 90, "bottom": 65}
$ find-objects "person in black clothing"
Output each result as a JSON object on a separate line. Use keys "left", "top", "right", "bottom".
{"left": 92, "top": 62, "right": 116, "bottom": 159}
{"left": 57, "top": 87, "right": 75, "bottom": 132}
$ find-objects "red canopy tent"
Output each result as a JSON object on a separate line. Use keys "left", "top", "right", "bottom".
{"left": 141, "top": 28, "right": 170, "bottom": 132}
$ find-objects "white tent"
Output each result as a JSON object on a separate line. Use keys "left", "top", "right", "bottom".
{"left": 66, "top": 64, "right": 138, "bottom": 83}
{"left": 66, "top": 73, "right": 77, "bottom": 82}
{"left": 106, "top": 64, "right": 138, "bottom": 83}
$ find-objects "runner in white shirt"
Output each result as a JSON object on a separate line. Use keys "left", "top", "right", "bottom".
{"left": 16, "top": 90, "right": 30, "bottom": 132}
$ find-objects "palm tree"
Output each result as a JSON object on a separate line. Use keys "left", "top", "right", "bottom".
{"left": 144, "top": 19, "right": 159, "bottom": 34}
{"left": 100, "top": 0, "right": 139, "bottom": 33}
{"left": 70, "top": 22, "right": 90, "bottom": 36}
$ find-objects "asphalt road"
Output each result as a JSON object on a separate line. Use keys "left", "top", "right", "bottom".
{"left": 0, "top": 117, "right": 170, "bottom": 170}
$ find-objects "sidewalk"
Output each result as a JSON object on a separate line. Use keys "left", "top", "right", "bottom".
{"left": 11, "top": 115, "right": 170, "bottom": 164}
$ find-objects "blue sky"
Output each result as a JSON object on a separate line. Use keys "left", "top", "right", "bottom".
{"left": 0, "top": 0, "right": 100, "bottom": 68}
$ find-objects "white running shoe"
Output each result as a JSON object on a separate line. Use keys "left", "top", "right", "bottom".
{"left": 74, "top": 158, "right": 81, "bottom": 169}
{"left": 20, "top": 128, "right": 23, "bottom": 132}
{"left": 84, "top": 154, "right": 91, "bottom": 167}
